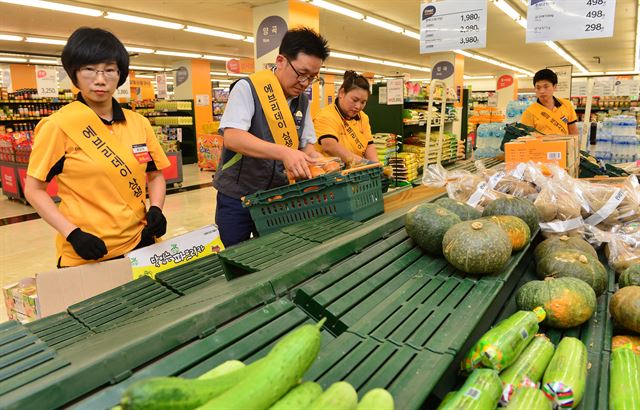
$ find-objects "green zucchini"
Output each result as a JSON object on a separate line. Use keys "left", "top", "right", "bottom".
{"left": 268, "top": 381, "right": 322, "bottom": 410}
{"left": 198, "top": 360, "right": 245, "bottom": 380}
{"left": 542, "top": 337, "right": 587, "bottom": 409}
{"left": 462, "top": 308, "right": 545, "bottom": 373}
{"left": 438, "top": 369, "right": 502, "bottom": 410}
{"left": 356, "top": 388, "right": 394, "bottom": 410}
{"left": 436, "top": 391, "right": 457, "bottom": 410}
{"left": 307, "top": 381, "right": 358, "bottom": 410}
{"left": 499, "top": 334, "right": 555, "bottom": 405}
{"left": 197, "top": 320, "right": 325, "bottom": 410}
{"left": 505, "top": 387, "right": 552, "bottom": 410}
{"left": 609, "top": 346, "right": 640, "bottom": 410}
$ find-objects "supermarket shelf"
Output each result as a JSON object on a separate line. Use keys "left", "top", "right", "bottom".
{"left": 0, "top": 100, "right": 71, "bottom": 104}
{"left": 0, "top": 117, "right": 43, "bottom": 122}
{"left": 404, "top": 99, "right": 456, "bottom": 104}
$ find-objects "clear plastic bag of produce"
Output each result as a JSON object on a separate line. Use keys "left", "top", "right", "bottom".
{"left": 584, "top": 220, "right": 640, "bottom": 275}
{"left": 574, "top": 175, "right": 640, "bottom": 231}
{"left": 533, "top": 165, "right": 584, "bottom": 238}
{"left": 475, "top": 161, "right": 543, "bottom": 201}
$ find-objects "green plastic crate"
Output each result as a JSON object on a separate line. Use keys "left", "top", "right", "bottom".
{"left": 243, "top": 166, "right": 384, "bottom": 235}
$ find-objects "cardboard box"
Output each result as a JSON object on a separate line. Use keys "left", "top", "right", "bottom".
{"left": 3, "top": 258, "right": 133, "bottom": 322}
{"left": 505, "top": 134, "right": 579, "bottom": 177}
{"left": 126, "top": 225, "right": 224, "bottom": 279}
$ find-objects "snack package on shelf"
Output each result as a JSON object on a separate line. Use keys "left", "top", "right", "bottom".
{"left": 584, "top": 220, "right": 640, "bottom": 275}
{"left": 389, "top": 152, "right": 419, "bottom": 184}
{"left": 574, "top": 175, "right": 640, "bottom": 231}
{"left": 372, "top": 133, "right": 396, "bottom": 165}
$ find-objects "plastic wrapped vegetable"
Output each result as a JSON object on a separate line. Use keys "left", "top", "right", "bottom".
{"left": 609, "top": 345, "right": 640, "bottom": 410}
{"left": 541, "top": 337, "right": 587, "bottom": 409}
{"left": 534, "top": 175, "right": 584, "bottom": 239}
{"left": 476, "top": 161, "right": 541, "bottom": 201}
{"left": 585, "top": 221, "right": 640, "bottom": 276}
{"left": 499, "top": 334, "right": 555, "bottom": 405}
{"left": 574, "top": 176, "right": 640, "bottom": 231}
{"left": 461, "top": 308, "right": 546, "bottom": 373}
{"left": 505, "top": 387, "right": 552, "bottom": 410}
{"left": 437, "top": 369, "right": 502, "bottom": 410}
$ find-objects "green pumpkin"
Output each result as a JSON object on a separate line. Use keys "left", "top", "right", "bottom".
{"left": 405, "top": 203, "right": 461, "bottom": 256}
{"left": 481, "top": 215, "right": 531, "bottom": 251}
{"left": 443, "top": 220, "right": 512, "bottom": 275}
{"left": 610, "top": 286, "right": 640, "bottom": 333}
{"left": 482, "top": 197, "right": 540, "bottom": 233}
{"left": 516, "top": 277, "right": 596, "bottom": 328}
{"left": 434, "top": 197, "right": 482, "bottom": 221}
{"left": 619, "top": 264, "right": 640, "bottom": 288}
{"left": 536, "top": 249, "right": 608, "bottom": 296}
{"left": 534, "top": 235, "right": 597, "bottom": 262}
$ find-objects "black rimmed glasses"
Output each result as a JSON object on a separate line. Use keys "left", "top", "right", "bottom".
{"left": 78, "top": 67, "right": 120, "bottom": 81}
{"left": 285, "top": 57, "right": 321, "bottom": 85}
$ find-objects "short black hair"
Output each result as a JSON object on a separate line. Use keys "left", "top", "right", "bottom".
{"left": 62, "top": 27, "right": 129, "bottom": 87}
{"left": 533, "top": 68, "right": 558, "bottom": 86}
{"left": 279, "top": 27, "right": 329, "bottom": 61}
{"left": 340, "top": 70, "right": 370, "bottom": 95}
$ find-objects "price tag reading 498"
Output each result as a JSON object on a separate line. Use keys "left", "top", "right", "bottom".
{"left": 526, "top": 0, "right": 615, "bottom": 42}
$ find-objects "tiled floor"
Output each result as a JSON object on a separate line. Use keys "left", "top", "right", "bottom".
{"left": 0, "top": 164, "right": 218, "bottom": 322}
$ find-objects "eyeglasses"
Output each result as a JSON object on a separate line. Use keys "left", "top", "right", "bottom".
{"left": 285, "top": 57, "right": 321, "bottom": 85}
{"left": 78, "top": 67, "right": 120, "bottom": 81}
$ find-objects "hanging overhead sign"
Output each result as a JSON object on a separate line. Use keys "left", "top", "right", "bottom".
{"left": 526, "top": 0, "right": 616, "bottom": 43}
{"left": 420, "top": 0, "right": 487, "bottom": 54}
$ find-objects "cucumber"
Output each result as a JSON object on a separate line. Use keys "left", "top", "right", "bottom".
{"left": 268, "top": 382, "right": 322, "bottom": 410}
{"left": 198, "top": 360, "right": 245, "bottom": 380}
{"left": 438, "top": 369, "right": 502, "bottom": 410}
{"left": 609, "top": 346, "right": 640, "bottom": 410}
{"left": 197, "top": 320, "right": 325, "bottom": 410}
{"left": 505, "top": 387, "right": 552, "bottom": 410}
{"left": 542, "top": 337, "right": 587, "bottom": 409}
{"left": 499, "top": 334, "right": 555, "bottom": 405}
{"left": 436, "top": 391, "right": 457, "bottom": 410}
{"left": 462, "top": 308, "right": 545, "bottom": 373}
{"left": 356, "top": 388, "right": 394, "bottom": 410}
{"left": 307, "top": 381, "right": 358, "bottom": 410}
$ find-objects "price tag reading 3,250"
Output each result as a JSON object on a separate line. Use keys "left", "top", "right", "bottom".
{"left": 420, "top": 0, "right": 487, "bottom": 54}
{"left": 526, "top": 0, "right": 616, "bottom": 43}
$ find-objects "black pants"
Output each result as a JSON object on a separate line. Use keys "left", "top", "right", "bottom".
{"left": 215, "top": 191, "right": 258, "bottom": 248}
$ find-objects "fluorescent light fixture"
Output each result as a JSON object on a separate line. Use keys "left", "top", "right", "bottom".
{"left": 605, "top": 71, "right": 640, "bottom": 75}
{"left": 359, "top": 56, "right": 383, "bottom": 64}
{"left": 403, "top": 64, "right": 431, "bottom": 72}
{"left": 544, "top": 41, "right": 588, "bottom": 73}
{"left": 307, "top": 0, "right": 364, "bottom": 20}
{"left": 383, "top": 60, "right": 406, "bottom": 68}
{"left": 572, "top": 72, "right": 604, "bottom": 77}
{"left": 134, "top": 74, "right": 155, "bottom": 79}
{"left": 244, "top": 36, "right": 255, "bottom": 43}
{"left": 25, "top": 36, "right": 66, "bottom": 45}
{"left": 364, "top": 16, "right": 403, "bottom": 33}
{"left": 211, "top": 79, "right": 233, "bottom": 83}
{"left": 329, "top": 51, "right": 359, "bottom": 61}
{"left": 184, "top": 25, "right": 244, "bottom": 40}
{"left": 406, "top": 78, "right": 431, "bottom": 82}
{"left": 0, "top": 56, "right": 27, "bottom": 63}
{"left": 464, "top": 75, "right": 494, "bottom": 79}
{"left": 402, "top": 29, "right": 421, "bottom": 40}
{"left": 29, "top": 58, "right": 58, "bottom": 65}
{"left": 105, "top": 12, "right": 184, "bottom": 30}
{"left": 0, "top": 34, "right": 23, "bottom": 41}
{"left": 130, "top": 65, "right": 165, "bottom": 71}
{"left": 156, "top": 50, "right": 202, "bottom": 58}
{"left": 226, "top": 73, "right": 245, "bottom": 77}
{"left": 516, "top": 74, "right": 532, "bottom": 78}
{"left": 516, "top": 18, "right": 527, "bottom": 29}
{"left": 202, "top": 55, "right": 232, "bottom": 61}
{"left": 210, "top": 71, "right": 228, "bottom": 76}
{"left": 0, "top": 0, "right": 103, "bottom": 16}
{"left": 492, "top": 0, "right": 521, "bottom": 21}
{"left": 126, "top": 46, "right": 154, "bottom": 54}
{"left": 320, "top": 67, "right": 345, "bottom": 74}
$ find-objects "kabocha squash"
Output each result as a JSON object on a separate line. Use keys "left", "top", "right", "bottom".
{"left": 609, "top": 345, "right": 640, "bottom": 410}
{"left": 536, "top": 249, "right": 608, "bottom": 296}
{"left": 516, "top": 277, "right": 596, "bottom": 328}
{"left": 619, "top": 264, "right": 640, "bottom": 288}
{"left": 442, "top": 220, "right": 512, "bottom": 275}
{"left": 499, "top": 334, "right": 555, "bottom": 405}
{"left": 611, "top": 335, "right": 640, "bottom": 355}
{"left": 534, "top": 235, "right": 597, "bottom": 262}
{"left": 482, "top": 196, "right": 540, "bottom": 233}
{"left": 405, "top": 203, "right": 461, "bottom": 256}
{"left": 481, "top": 215, "right": 531, "bottom": 251}
{"left": 505, "top": 387, "right": 552, "bottom": 410}
{"left": 434, "top": 197, "right": 482, "bottom": 221}
{"left": 437, "top": 369, "right": 502, "bottom": 410}
{"left": 610, "top": 286, "right": 640, "bottom": 333}
{"left": 542, "top": 337, "right": 587, "bottom": 409}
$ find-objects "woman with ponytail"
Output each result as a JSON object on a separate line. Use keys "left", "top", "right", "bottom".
{"left": 313, "top": 70, "right": 378, "bottom": 165}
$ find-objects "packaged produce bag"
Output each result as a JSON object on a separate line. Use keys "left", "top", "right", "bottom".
{"left": 534, "top": 167, "right": 584, "bottom": 238}
{"left": 584, "top": 221, "right": 640, "bottom": 275}
{"left": 574, "top": 175, "right": 640, "bottom": 231}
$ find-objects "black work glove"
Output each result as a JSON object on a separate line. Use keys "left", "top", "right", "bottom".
{"left": 66, "top": 228, "right": 108, "bottom": 260}
{"left": 146, "top": 206, "right": 167, "bottom": 238}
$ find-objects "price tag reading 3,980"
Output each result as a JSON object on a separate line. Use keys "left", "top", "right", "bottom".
{"left": 420, "top": 0, "right": 487, "bottom": 54}
{"left": 526, "top": 0, "right": 616, "bottom": 43}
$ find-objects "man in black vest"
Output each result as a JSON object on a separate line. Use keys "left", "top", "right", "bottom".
{"left": 213, "top": 27, "right": 330, "bottom": 247}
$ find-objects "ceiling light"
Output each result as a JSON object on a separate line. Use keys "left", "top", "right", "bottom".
{"left": 402, "top": 30, "right": 421, "bottom": 40}
{"left": 156, "top": 50, "right": 202, "bottom": 58}
{"left": 0, "top": 34, "right": 23, "bottom": 41}
{"left": 359, "top": 56, "right": 383, "bottom": 64}
{"left": 403, "top": 64, "right": 431, "bottom": 72}
{"left": 134, "top": 74, "right": 155, "bottom": 79}
{"left": 130, "top": 65, "right": 165, "bottom": 71}
{"left": 202, "top": 55, "right": 232, "bottom": 61}
{"left": 211, "top": 79, "right": 233, "bottom": 83}
{"left": 320, "top": 68, "right": 345, "bottom": 74}
{"left": 492, "top": 0, "right": 521, "bottom": 21}
{"left": 126, "top": 46, "right": 155, "bottom": 54}
{"left": 364, "top": 16, "right": 403, "bottom": 33}
{"left": 544, "top": 41, "right": 588, "bottom": 73}
{"left": 105, "top": 12, "right": 184, "bottom": 30}
{"left": 572, "top": 72, "right": 605, "bottom": 77}
{"left": 329, "top": 51, "right": 359, "bottom": 61}
{"left": 516, "top": 74, "right": 532, "bottom": 78}
{"left": 184, "top": 26, "right": 245, "bottom": 40}
{"left": 210, "top": 71, "right": 228, "bottom": 76}
{"left": 244, "top": 36, "right": 255, "bottom": 43}
{"left": 464, "top": 75, "right": 494, "bottom": 79}
{"left": 0, "top": 56, "right": 27, "bottom": 63}
{"left": 0, "top": 0, "right": 103, "bottom": 16}
{"left": 307, "top": 0, "right": 364, "bottom": 20}
{"left": 605, "top": 71, "right": 640, "bottom": 75}
{"left": 383, "top": 60, "right": 406, "bottom": 68}
{"left": 516, "top": 18, "right": 527, "bottom": 29}
{"left": 29, "top": 58, "right": 58, "bottom": 65}
{"left": 454, "top": 49, "right": 474, "bottom": 58}
{"left": 25, "top": 36, "right": 66, "bottom": 45}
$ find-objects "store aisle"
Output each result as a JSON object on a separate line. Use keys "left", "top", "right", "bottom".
{"left": 0, "top": 184, "right": 218, "bottom": 322}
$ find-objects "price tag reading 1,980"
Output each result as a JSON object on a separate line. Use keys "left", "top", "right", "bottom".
{"left": 420, "top": 0, "right": 487, "bottom": 54}
{"left": 526, "top": 0, "right": 616, "bottom": 43}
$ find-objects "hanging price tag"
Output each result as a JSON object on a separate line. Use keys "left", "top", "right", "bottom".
{"left": 35, "top": 65, "right": 58, "bottom": 98}
{"left": 420, "top": 0, "right": 487, "bottom": 53}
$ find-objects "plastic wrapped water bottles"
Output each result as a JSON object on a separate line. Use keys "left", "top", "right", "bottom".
{"left": 475, "top": 123, "right": 506, "bottom": 159}
{"left": 596, "top": 115, "right": 638, "bottom": 163}
{"left": 506, "top": 100, "right": 533, "bottom": 123}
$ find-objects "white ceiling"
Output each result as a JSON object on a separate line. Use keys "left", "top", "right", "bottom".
{"left": 0, "top": 0, "right": 637, "bottom": 77}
